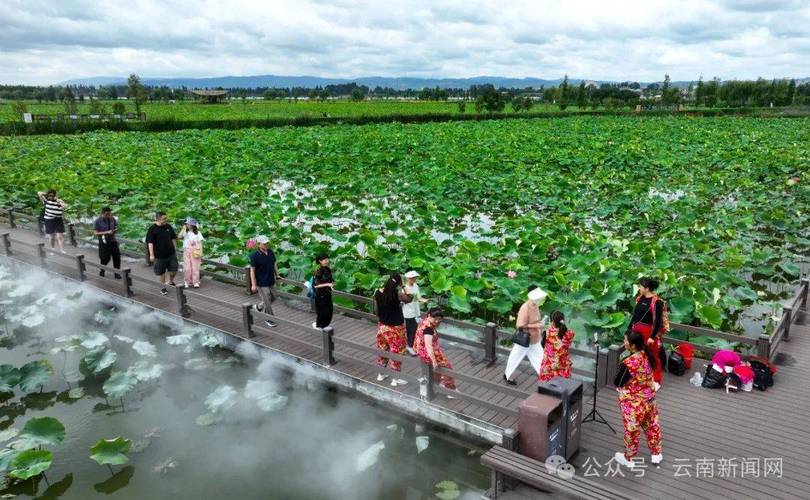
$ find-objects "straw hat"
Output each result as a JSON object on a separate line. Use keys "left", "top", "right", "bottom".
{"left": 404, "top": 270, "right": 420, "bottom": 278}
{"left": 528, "top": 287, "right": 548, "bottom": 303}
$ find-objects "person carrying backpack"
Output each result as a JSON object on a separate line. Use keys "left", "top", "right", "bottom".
{"left": 627, "top": 277, "right": 670, "bottom": 391}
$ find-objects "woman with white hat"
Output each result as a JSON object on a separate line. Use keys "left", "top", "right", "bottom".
{"left": 402, "top": 270, "right": 427, "bottom": 355}
{"left": 178, "top": 217, "right": 204, "bottom": 288}
{"left": 503, "top": 286, "right": 548, "bottom": 385}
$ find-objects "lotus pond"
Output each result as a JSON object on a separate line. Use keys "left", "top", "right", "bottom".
{"left": 0, "top": 116, "right": 807, "bottom": 345}
{"left": 0, "top": 261, "right": 490, "bottom": 499}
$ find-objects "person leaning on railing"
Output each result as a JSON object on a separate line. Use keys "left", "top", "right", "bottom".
{"left": 413, "top": 307, "right": 459, "bottom": 398}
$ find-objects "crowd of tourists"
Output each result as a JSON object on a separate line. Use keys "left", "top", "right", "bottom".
{"left": 35, "top": 191, "right": 666, "bottom": 468}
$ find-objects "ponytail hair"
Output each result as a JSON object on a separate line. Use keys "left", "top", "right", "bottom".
{"left": 625, "top": 330, "right": 657, "bottom": 371}
{"left": 550, "top": 310, "right": 567, "bottom": 336}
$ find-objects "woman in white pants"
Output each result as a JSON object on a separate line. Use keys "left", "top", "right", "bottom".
{"left": 504, "top": 287, "right": 548, "bottom": 385}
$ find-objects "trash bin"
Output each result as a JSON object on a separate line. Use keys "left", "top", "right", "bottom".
{"left": 537, "top": 377, "right": 583, "bottom": 461}
{"left": 518, "top": 393, "right": 564, "bottom": 461}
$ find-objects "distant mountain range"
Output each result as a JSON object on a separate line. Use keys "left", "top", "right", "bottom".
{"left": 60, "top": 74, "right": 809, "bottom": 90}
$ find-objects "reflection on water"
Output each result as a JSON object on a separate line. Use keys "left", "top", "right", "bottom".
{"left": 0, "top": 261, "right": 488, "bottom": 499}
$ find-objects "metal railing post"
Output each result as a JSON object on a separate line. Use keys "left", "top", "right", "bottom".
{"left": 75, "top": 255, "right": 86, "bottom": 281}
{"left": 1, "top": 233, "right": 11, "bottom": 256}
{"left": 321, "top": 326, "right": 336, "bottom": 366}
{"left": 782, "top": 306, "right": 792, "bottom": 342}
{"left": 756, "top": 334, "right": 770, "bottom": 359}
{"left": 174, "top": 285, "right": 190, "bottom": 317}
{"left": 36, "top": 242, "right": 47, "bottom": 267}
{"left": 241, "top": 303, "right": 255, "bottom": 338}
{"left": 6, "top": 209, "right": 15, "bottom": 229}
{"left": 244, "top": 266, "right": 252, "bottom": 295}
{"left": 481, "top": 322, "right": 497, "bottom": 366}
{"left": 121, "top": 268, "right": 133, "bottom": 297}
{"left": 420, "top": 363, "right": 435, "bottom": 401}
{"left": 68, "top": 223, "right": 77, "bottom": 247}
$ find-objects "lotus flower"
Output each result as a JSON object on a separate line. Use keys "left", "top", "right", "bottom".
{"left": 246, "top": 239, "right": 257, "bottom": 249}
{"left": 506, "top": 270, "right": 517, "bottom": 279}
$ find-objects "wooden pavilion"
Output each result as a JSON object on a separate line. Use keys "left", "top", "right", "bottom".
{"left": 191, "top": 89, "right": 229, "bottom": 104}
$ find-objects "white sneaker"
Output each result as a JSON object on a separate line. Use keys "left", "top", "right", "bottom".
{"left": 651, "top": 454, "right": 663, "bottom": 466}
{"left": 312, "top": 322, "right": 319, "bottom": 330}
{"left": 654, "top": 382, "right": 661, "bottom": 392}
{"left": 406, "top": 347, "right": 416, "bottom": 356}
{"left": 614, "top": 452, "right": 634, "bottom": 469}
{"left": 376, "top": 373, "right": 388, "bottom": 382}
{"left": 391, "top": 379, "right": 407, "bottom": 387}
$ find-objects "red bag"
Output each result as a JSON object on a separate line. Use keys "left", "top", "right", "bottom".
{"left": 676, "top": 344, "right": 694, "bottom": 369}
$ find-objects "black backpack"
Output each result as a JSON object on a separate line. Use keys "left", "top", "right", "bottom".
{"left": 668, "top": 350, "right": 686, "bottom": 376}
{"left": 702, "top": 365, "right": 726, "bottom": 389}
{"left": 750, "top": 359, "right": 774, "bottom": 391}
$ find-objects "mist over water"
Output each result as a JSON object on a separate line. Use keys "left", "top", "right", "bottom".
{"left": 0, "top": 260, "right": 488, "bottom": 499}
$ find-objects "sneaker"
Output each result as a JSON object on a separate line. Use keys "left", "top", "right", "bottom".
{"left": 114, "top": 274, "right": 121, "bottom": 280}
{"left": 160, "top": 288, "right": 168, "bottom": 296}
{"left": 254, "top": 303, "right": 264, "bottom": 312}
{"left": 391, "top": 379, "right": 407, "bottom": 387}
{"left": 193, "top": 283, "right": 200, "bottom": 288}
{"left": 651, "top": 454, "right": 663, "bottom": 466}
{"left": 169, "top": 282, "right": 177, "bottom": 287}
{"left": 312, "top": 322, "right": 319, "bottom": 330}
{"left": 376, "top": 373, "right": 388, "bottom": 382}
{"left": 183, "top": 282, "right": 190, "bottom": 288}
{"left": 503, "top": 374, "right": 517, "bottom": 386}
{"left": 446, "top": 390, "right": 460, "bottom": 400}
{"left": 614, "top": 452, "right": 634, "bottom": 469}
{"left": 264, "top": 320, "right": 276, "bottom": 328}
{"left": 99, "top": 269, "right": 105, "bottom": 277}
{"left": 654, "top": 382, "right": 661, "bottom": 392}
{"left": 406, "top": 347, "right": 416, "bottom": 356}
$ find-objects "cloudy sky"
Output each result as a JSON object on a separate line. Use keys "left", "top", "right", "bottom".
{"left": 1, "top": 0, "right": 808, "bottom": 85}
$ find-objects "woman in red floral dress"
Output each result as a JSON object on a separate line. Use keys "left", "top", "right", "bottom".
{"left": 538, "top": 311, "right": 576, "bottom": 382}
{"left": 414, "top": 307, "right": 456, "bottom": 391}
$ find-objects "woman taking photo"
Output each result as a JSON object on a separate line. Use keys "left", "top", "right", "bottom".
{"left": 628, "top": 277, "right": 665, "bottom": 390}
{"left": 614, "top": 330, "right": 663, "bottom": 468}
{"left": 37, "top": 189, "right": 68, "bottom": 252}
{"left": 312, "top": 253, "right": 334, "bottom": 330}
{"left": 178, "top": 217, "right": 204, "bottom": 288}
{"left": 538, "top": 311, "right": 575, "bottom": 382}
{"left": 414, "top": 307, "right": 457, "bottom": 393}
{"left": 374, "top": 273, "right": 412, "bottom": 387}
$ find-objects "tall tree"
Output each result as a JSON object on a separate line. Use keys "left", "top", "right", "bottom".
{"left": 695, "top": 76, "right": 705, "bottom": 107}
{"left": 557, "top": 75, "right": 570, "bottom": 110}
{"left": 576, "top": 81, "right": 587, "bottom": 109}
{"left": 661, "top": 74, "right": 671, "bottom": 106}
{"left": 126, "top": 74, "right": 147, "bottom": 113}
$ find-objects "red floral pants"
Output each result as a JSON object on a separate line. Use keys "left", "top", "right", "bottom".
{"left": 376, "top": 323, "right": 406, "bottom": 372}
{"left": 620, "top": 397, "right": 663, "bottom": 459}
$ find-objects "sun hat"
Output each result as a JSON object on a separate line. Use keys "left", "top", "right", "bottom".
{"left": 528, "top": 287, "right": 548, "bottom": 303}
{"left": 185, "top": 217, "right": 198, "bottom": 226}
{"left": 255, "top": 235, "right": 269, "bottom": 244}
{"left": 404, "top": 270, "right": 420, "bottom": 278}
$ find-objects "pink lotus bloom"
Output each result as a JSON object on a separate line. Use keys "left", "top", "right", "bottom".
{"left": 506, "top": 270, "right": 517, "bottom": 278}
{"left": 246, "top": 239, "right": 257, "bottom": 249}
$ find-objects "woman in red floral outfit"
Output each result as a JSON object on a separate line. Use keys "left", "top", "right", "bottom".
{"left": 538, "top": 311, "right": 575, "bottom": 382}
{"left": 414, "top": 307, "right": 456, "bottom": 391}
{"left": 614, "top": 330, "right": 663, "bottom": 469}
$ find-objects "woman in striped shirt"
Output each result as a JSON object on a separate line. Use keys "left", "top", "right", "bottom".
{"left": 37, "top": 189, "right": 68, "bottom": 252}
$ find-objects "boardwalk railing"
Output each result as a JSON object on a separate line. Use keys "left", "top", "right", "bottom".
{"left": 0, "top": 227, "right": 533, "bottom": 418}
{"left": 3, "top": 206, "right": 806, "bottom": 386}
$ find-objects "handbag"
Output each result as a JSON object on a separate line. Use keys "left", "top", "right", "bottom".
{"left": 511, "top": 328, "right": 530, "bottom": 348}
{"left": 192, "top": 248, "right": 202, "bottom": 259}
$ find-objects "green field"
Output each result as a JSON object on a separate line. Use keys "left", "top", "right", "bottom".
{"left": 1, "top": 116, "right": 807, "bottom": 340}
{"left": 0, "top": 100, "right": 577, "bottom": 123}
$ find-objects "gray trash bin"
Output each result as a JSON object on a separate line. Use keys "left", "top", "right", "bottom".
{"left": 538, "top": 377, "right": 583, "bottom": 460}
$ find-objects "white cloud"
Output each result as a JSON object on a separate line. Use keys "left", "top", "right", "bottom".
{"left": 0, "top": 0, "right": 807, "bottom": 84}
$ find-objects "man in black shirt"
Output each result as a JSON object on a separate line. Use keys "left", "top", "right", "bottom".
{"left": 93, "top": 206, "right": 121, "bottom": 279}
{"left": 145, "top": 212, "right": 178, "bottom": 296}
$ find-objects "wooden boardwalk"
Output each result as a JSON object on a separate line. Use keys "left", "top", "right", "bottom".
{"left": 2, "top": 218, "right": 809, "bottom": 499}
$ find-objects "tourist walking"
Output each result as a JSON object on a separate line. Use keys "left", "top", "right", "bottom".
{"left": 92, "top": 207, "right": 120, "bottom": 279}
{"left": 178, "top": 218, "right": 204, "bottom": 288}
{"left": 312, "top": 253, "right": 334, "bottom": 329}
{"left": 249, "top": 235, "right": 278, "bottom": 328}
{"left": 414, "top": 307, "right": 457, "bottom": 393}
{"left": 628, "top": 277, "right": 666, "bottom": 390}
{"left": 374, "top": 273, "right": 412, "bottom": 387}
{"left": 503, "top": 287, "right": 547, "bottom": 385}
{"left": 614, "top": 330, "right": 663, "bottom": 468}
{"left": 402, "top": 270, "right": 427, "bottom": 355}
{"left": 145, "top": 212, "right": 178, "bottom": 296}
{"left": 539, "top": 311, "right": 576, "bottom": 382}
{"left": 37, "top": 189, "right": 68, "bottom": 252}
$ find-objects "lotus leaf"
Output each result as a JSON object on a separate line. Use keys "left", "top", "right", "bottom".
{"left": 132, "top": 341, "right": 157, "bottom": 357}
{"left": 128, "top": 361, "right": 164, "bottom": 382}
{"left": 195, "top": 413, "right": 223, "bottom": 426}
{"left": 19, "top": 416, "right": 65, "bottom": 447}
{"left": 205, "top": 385, "right": 238, "bottom": 413}
{"left": 0, "top": 365, "right": 21, "bottom": 393}
{"left": 89, "top": 437, "right": 132, "bottom": 466}
{"left": 8, "top": 449, "right": 52, "bottom": 480}
{"left": 19, "top": 360, "right": 54, "bottom": 393}
{"left": 80, "top": 331, "right": 110, "bottom": 349}
{"left": 80, "top": 348, "right": 117, "bottom": 375}
{"left": 103, "top": 371, "right": 138, "bottom": 399}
